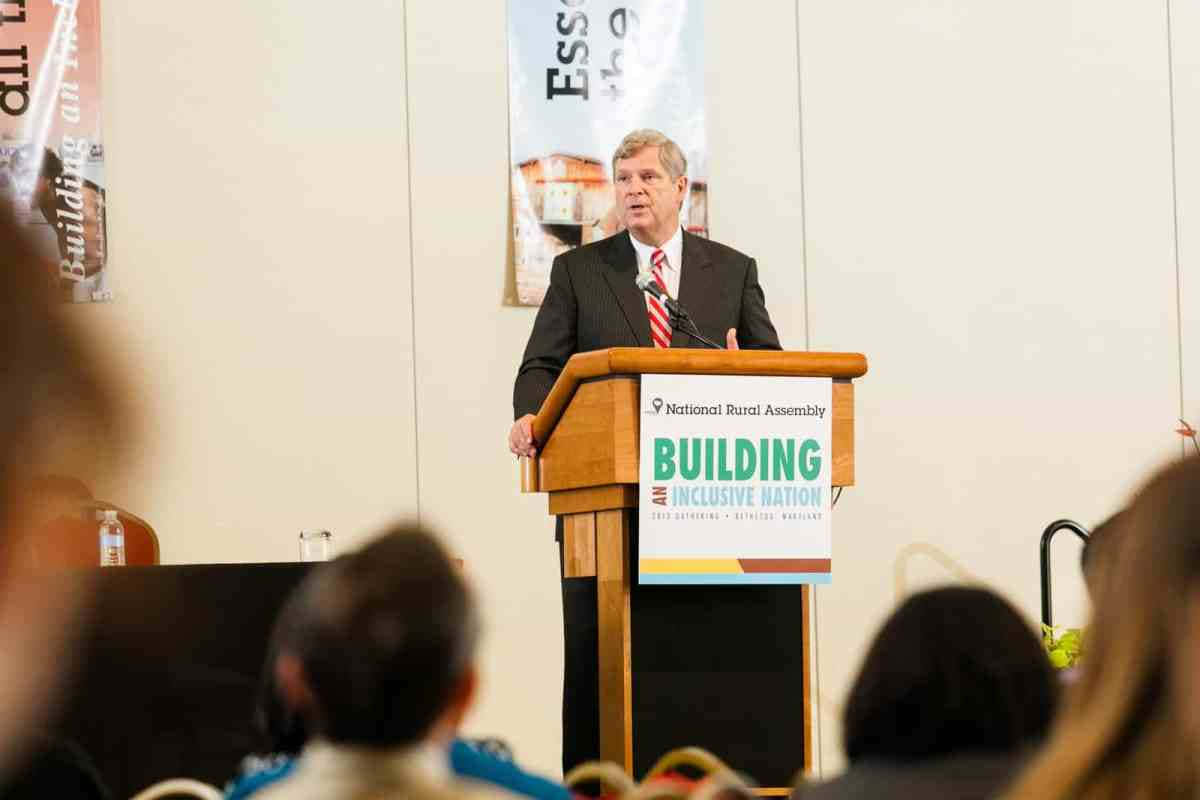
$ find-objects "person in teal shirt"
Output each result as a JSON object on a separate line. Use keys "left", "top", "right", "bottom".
{"left": 225, "top": 739, "right": 569, "bottom": 800}
{"left": 228, "top": 532, "right": 569, "bottom": 800}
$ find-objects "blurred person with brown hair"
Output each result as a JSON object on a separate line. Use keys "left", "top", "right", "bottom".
{"left": 793, "top": 586, "right": 1056, "bottom": 800}
{"left": 0, "top": 204, "right": 129, "bottom": 776}
{"left": 1006, "top": 456, "right": 1200, "bottom": 800}
{"left": 227, "top": 528, "right": 568, "bottom": 800}
{"left": 256, "top": 524, "right": 519, "bottom": 800}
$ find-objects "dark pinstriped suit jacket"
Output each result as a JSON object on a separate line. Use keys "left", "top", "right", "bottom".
{"left": 513, "top": 229, "right": 782, "bottom": 419}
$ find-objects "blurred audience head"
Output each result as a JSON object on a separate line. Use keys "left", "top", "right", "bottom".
{"left": 1009, "top": 456, "right": 1200, "bottom": 799}
{"left": 0, "top": 206, "right": 129, "bottom": 772}
{"left": 842, "top": 585, "right": 1055, "bottom": 764}
{"left": 271, "top": 523, "right": 480, "bottom": 750}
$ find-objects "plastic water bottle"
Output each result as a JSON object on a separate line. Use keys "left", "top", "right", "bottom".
{"left": 99, "top": 509, "right": 125, "bottom": 566}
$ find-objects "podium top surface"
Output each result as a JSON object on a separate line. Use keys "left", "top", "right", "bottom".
{"left": 532, "top": 348, "right": 867, "bottom": 445}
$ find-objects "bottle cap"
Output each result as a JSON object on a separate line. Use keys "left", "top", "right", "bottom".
{"left": 103, "top": 509, "right": 118, "bottom": 521}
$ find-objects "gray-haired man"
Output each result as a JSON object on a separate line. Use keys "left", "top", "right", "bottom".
{"left": 509, "top": 129, "right": 782, "bottom": 772}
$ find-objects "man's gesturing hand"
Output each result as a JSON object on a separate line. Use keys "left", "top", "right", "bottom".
{"left": 509, "top": 414, "right": 538, "bottom": 457}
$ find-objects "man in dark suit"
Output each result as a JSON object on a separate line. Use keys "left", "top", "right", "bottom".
{"left": 508, "top": 129, "right": 782, "bottom": 774}
{"left": 511, "top": 129, "right": 780, "bottom": 440}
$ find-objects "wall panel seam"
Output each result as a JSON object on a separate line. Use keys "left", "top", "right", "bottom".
{"left": 794, "top": 0, "right": 812, "bottom": 353}
{"left": 1167, "top": 0, "right": 1186, "bottom": 439}
{"left": 403, "top": 0, "right": 423, "bottom": 522}
{"left": 793, "top": 0, "right": 821, "bottom": 777}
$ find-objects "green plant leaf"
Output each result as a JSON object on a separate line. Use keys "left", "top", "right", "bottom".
{"left": 1042, "top": 625, "right": 1085, "bottom": 669}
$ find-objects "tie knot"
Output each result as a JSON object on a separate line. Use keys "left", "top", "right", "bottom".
{"left": 652, "top": 249, "right": 666, "bottom": 270}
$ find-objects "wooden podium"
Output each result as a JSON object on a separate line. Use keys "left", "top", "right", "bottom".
{"left": 520, "top": 348, "right": 867, "bottom": 780}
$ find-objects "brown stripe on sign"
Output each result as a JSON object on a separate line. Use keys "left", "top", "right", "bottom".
{"left": 738, "top": 558, "right": 832, "bottom": 573}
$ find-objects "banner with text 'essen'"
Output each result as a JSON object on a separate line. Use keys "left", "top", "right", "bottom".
{"left": 507, "top": 0, "right": 707, "bottom": 305}
{"left": 639, "top": 374, "right": 833, "bottom": 585}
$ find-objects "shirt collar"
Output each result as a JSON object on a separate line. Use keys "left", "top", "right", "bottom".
{"left": 629, "top": 226, "right": 683, "bottom": 275}
{"left": 296, "top": 738, "right": 452, "bottom": 788}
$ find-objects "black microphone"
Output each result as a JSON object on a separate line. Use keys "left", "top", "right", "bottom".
{"left": 635, "top": 270, "right": 683, "bottom": 317}
{"left": 635, "top": 271, "right": 724, "bottom": 350}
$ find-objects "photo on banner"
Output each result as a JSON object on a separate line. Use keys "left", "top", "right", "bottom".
{"left": 0, "top": 0, "right": 110, "bottom": 303}
{"left": 639, "top": 374, "right": 834, "bottom": 585}
{"left": 507, "top": 0, "right": 707, "bottom": 305}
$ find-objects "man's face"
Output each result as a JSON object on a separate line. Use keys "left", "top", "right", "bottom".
{"left": 614, "top": 146, "right": 687, "bottom": 246}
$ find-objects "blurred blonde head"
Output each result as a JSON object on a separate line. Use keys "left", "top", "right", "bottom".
{"left": 0, "top": 205, "right": 131, "bottom": 773}
{"left": 1006, "top": 456, "right": 1200, "bottom": 800}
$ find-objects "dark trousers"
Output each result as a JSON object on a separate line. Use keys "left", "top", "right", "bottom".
{"left": 560, "top": 540, "right": 600, "bottom": 774}
{"left": 558, "top": 522, "right": 808, "bottom": 784}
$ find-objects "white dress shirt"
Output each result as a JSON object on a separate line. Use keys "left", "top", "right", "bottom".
{"left": 629, "top": 225, "right": 683, "bottom": 300}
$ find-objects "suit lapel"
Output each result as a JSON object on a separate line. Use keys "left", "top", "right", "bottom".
{"left": 600, "top": 231, "right": 653, "bottom": 348}
{"left": 673, "top": 231, "right": 715, "bottom": 347}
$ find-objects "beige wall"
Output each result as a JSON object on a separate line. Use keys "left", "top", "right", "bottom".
{"left": 78, "top": 0, "right": 1194, "bottom": 780}
{"left": 87, "top": 0, "right": 419, "bottom": 566}
{"left": 1172, "top": 0, "right": 1200, "bottom": 454}
{"left": 797, "top": 0, "right": 1184, "bottom": 771}
{"left": 404, "top": 0, "right": 563, "bottom": 770}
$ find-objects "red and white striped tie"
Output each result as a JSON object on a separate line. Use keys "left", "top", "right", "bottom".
{"left": 646, "top": 249, "right": 671, "bottom": 349}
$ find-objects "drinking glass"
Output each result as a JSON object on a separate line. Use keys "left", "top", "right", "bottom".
{"left": 299, "top": 529, "right": 333, "bottom": 562}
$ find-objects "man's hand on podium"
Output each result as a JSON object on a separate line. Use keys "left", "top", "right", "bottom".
{"left": 509, "top": 413, "right": 538, "bottom": 458}
{"left": 512, "top": 332, "right": 736, "bottom": 458}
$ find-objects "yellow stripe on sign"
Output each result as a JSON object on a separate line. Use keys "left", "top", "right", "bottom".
{"left": 639, "top": 559, "right": 744, "bottom": 574}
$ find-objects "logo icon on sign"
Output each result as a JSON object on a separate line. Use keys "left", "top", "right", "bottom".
{"left": 651, "top": 397, "right": 663, "bottom": 415}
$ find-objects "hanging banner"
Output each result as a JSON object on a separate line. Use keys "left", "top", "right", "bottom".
{"left": 508, "top": 0, "right": 707, "bottom": 305}
{"left": 1, "top": 0, "right": 110, "bottom": 302}
{"left": 639, "top": 374, "right": 833, "bottom": 585}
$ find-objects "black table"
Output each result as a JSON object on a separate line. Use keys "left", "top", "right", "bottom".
{"left": 48, "top": 563, "right": 313, "bottom": 798}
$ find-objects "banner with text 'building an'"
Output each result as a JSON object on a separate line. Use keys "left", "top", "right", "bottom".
{"left": 639, "top": 374, "right": 833, "bottom": 585}
{"left": 508, "top": 0, "right": 707, "bottom": 305}
{"left": 1, "top": 0, "right": 109, "bottom": 302}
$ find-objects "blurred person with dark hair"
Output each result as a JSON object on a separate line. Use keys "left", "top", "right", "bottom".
{"left": 0, "top": 205, "right": 129, "bottom": 777}
{"left": 252, "top": 525, "right": 552, "bottom": 800}
{"left": 1007, "top": 456, "right": 1200, "bottom": 800}
{"left": 793, "top": 586, "right": 1056, "bottom": 800}
{"left": 226, "top": 539, "right": 567, "bottom": 800}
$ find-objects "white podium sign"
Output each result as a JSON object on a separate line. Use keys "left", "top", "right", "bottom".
{"left": 638, "top": 373, "right": 833, "bottom": 585}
